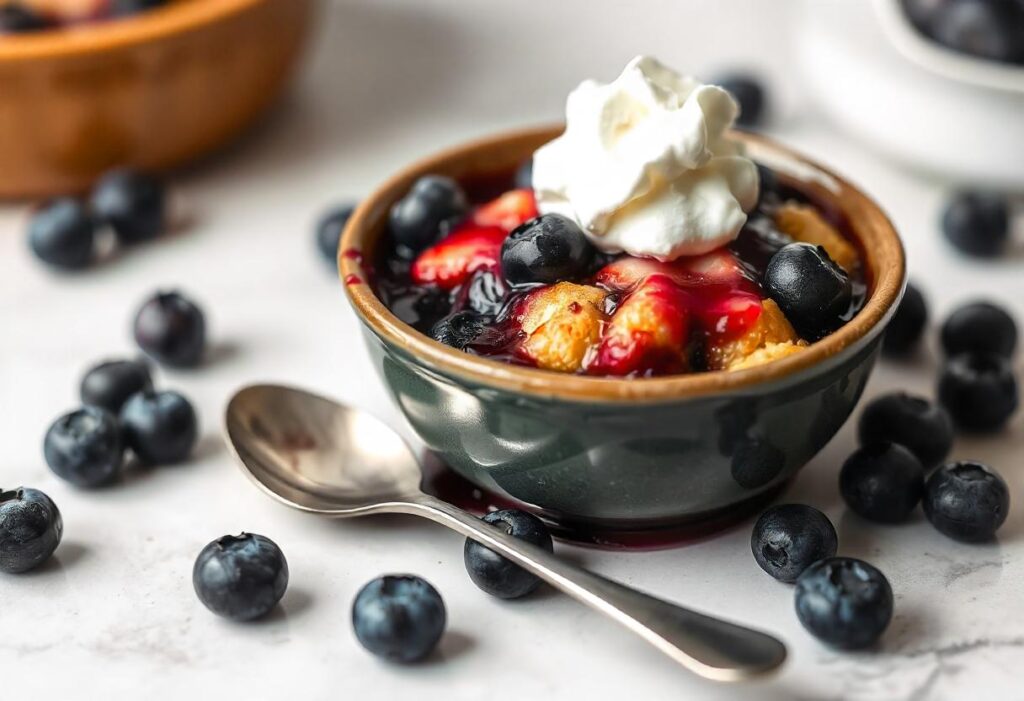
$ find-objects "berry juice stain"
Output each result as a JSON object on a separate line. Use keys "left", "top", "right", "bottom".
{"left": 345, "top": 274, "right": 363, "bottom": 286}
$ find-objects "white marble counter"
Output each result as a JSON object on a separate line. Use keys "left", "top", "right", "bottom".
{"left": 1, "top": 1, "right": 1021, "bottom": 699}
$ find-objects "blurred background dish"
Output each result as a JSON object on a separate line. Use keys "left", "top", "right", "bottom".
{"left": 0, "top": 0, "right": 314, "bottom": 198}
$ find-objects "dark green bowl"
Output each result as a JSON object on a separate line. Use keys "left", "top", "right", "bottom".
{"left": 341, "top": 127, "right": 905, "bottom": 534}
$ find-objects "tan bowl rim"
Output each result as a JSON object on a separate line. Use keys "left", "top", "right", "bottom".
{"left": 0, "top": 0, "right": 268, "bottom": 61}
{"left": 340, "top": 125, "right": 905, "bottom": 404}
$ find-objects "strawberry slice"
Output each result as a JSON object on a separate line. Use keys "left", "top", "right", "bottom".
{"left": 470, "top": 189, "right": 538, "bottom": 232}
{"left": 596, "top": 249, "right": 748, "bottom": 292}
{"left": 411, "top": 225, "right": 506, "bottom": 291}
{"left": 588, "top": 275, "right": 691, "bottom": 377}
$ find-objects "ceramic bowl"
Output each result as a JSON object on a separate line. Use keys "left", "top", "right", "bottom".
{"left": 0, "top": 0, "right": 314, "bottom": 199}
{"left": 340, "top": 126, "right": 905, "bottom": 535}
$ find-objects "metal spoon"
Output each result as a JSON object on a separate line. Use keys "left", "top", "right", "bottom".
{"left": 223, "top": 383, "right": 786, "bottom": 681}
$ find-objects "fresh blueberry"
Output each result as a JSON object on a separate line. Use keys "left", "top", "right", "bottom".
{"left": 133, "top": 290, "right": 206, "bottom": 367}
{"left": 0, "top": 488, "right": 62, "bottom": 574}
{"left": 120, "top": 390, "right": 198, "bottom": 465}
{"left": 938, "top": 352, "right": 1018, "bottom": 431}
{"left": 514, "top": 158, "right": 533, "bottom": 190}
{"left": 0, "top": 3, "right": 50, "bottom": 33}
{"left": 352, "top": 575, "right": 446, "bottom": 663}
{"left": 941, "top": 190, "right": 1010, "bottom": 257}
{"left": 924, "top": 461, "right": 1009, "bottom": 542}
{"left": 389, "top": 175, "right": 468, "bottom": 255}
{"left": 90, "top": 169, "right": 166, "bottom": 244}
{"left": 429, "top": 310, "right": 491, "bottom": 350}
{"left": 857, "top": 392, "right": 953, "bottom": 468}
{"left": 883, "top": 281, "right": 928, "bottom": 356}
{"left": 80, "top": 359, "right": 153, "bottom": 414}
{"left": 315, "top": 204, "right": 356, "bottom": 265}
{"left": 730, "top": 436, "right": 786, "bottom": 489}
{"left": 501, "top": 213, "right": 595, "bottom": 287}
{"left": 28, "top": 198, "right": 96, "bottom": 270}
{"left": 840, "top": 443, "right": 925, "bottom": 523}
{"left": 193, "top": 533, "right": 288, "bottom": 621}
{"left": 715, "top": 73, "right": 766, "bottom": 128}
{"left": 794, "top": 558, "right": 893, "bottom": 650}
{"left": 461, "top": 268, "right": 507, "bottom": 316}
{"left": 940, "top": 300, "right": 1017, "bottom": 358}
{"left": 930, "top": 0, "right": 1017, "bottom": 62}
{"left": 751, "top": 504, "right": 838, "bottom": 583}
{"left": 464, "top": 509, "right": 553, "bottom": 599}
{"left": 765, "top": 243, "right": 852, "bottom": 341}
{"left": 44, "top": 406, "right": 125, "bottom": 487}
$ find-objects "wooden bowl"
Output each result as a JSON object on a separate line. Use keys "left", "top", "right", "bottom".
{"left": 0, "top": 0, "right": 314, "bottom": 199}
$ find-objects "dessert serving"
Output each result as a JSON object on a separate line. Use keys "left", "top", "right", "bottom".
{"left": 374, "top": 57, "right": 865, "bottom": 378}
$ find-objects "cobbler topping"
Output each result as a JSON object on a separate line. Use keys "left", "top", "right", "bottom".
{"left": 532, "top": 56, "right": 759, "bottom": 260}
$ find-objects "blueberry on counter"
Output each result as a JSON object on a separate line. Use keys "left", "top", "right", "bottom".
{"left": 193, "top": 533, "right": 288, "bottom": 621}
{"left": 120, "top": 390, "right": 198, "bottom": 465}
{"left": 133, "top": 290, "right": 206, "bottom": 367}
{"left": 840, "top": 443, "right": 925, "bottom": 523}
{"left": 882, "top": 281, "right": 928, "bottom": 357}
{"left": 389, "top": 175, "right": 468, "bottom": 255}
{"left": 315, "top": 204, "right": 356, "bottom": 265}
{"left": 0, "top": 3, "right": 50, "bottom": 33}
{"left": 938, "top": 352, "right": 1018, "bottom": 432}
{"left": 765, "top": 243, "right": 852, "bottom": 341}
{"left": 0, "top": 488, "right": 62, "bottom": 574}
{"left": 501, "top": 213, "right": 595, "bottom": 287}
{"left": 940, "top": 301, "right": 1017, "bottom": 358}
{"left": 795, "top": 558, "right": 893, "bottom": 650}
{"left": 941, "top": 190, "right": 1010, "bottom": 257}
{"left": 857, "top": 392, "right": 953, "bottom": 468}
{"left": 714, "top": 73, "right": 766, "bottom": 128}
{"left": 429, "top": 310, "right": 491, "bottom": 350}
{"left": 464, "top": 509, "right": 553, "bottom": 599}
{"left": 44, "top": 406, "right": 125, "bottom": 487}
{"left": 90, "top": 169, "right": 166, "bottom": 244}
{"left": 924, "top": 461, "right": 1009, "bottom": 542}
{"left": 28, "top": 198, "right": 96, "bottom": 270}
{"left": 352, "top": 575, "right": 446, "bottom": 663}
{"left": 80, "top": 359, "right": 153, "bottom": 414}
{"left": 751, "top": 504, "right": 838, "bottom": 583}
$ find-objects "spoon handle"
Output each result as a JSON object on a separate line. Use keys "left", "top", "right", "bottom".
{"left": 402, "top": 494, "right": 786, "bottom": 681}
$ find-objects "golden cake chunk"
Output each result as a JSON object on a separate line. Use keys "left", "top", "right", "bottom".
{"left": 730, "top": 341, "right": 806, "bottom": 370}
{"left": 518, "top": 283, "right": 608, "bottom": 372}
{"left": 707, "top": 299, "right": 804, "bottom": 371}
{"left": 774, "top": 203, "right": 858, "bottom": 272}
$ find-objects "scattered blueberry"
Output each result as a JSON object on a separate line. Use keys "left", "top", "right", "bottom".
{"left": 941, "top": 190, "right": 1010, "bottom": 257}
{"left": 840, "top": 443, "right": 925, "bottom": 523}
{"left": 0, "top": 3, "right": 49, "bottom": 33}
{"left": 27, "top": 198, "right": 96, "bottom": 270}
{"left": 795, "top": 558, "right": 893, "bottom": 650}
{"left": 464, "top": 509, "right": 553, "bottom": 599}
{"left": 90, "top": 169, "right": 166, "bottom": 244}
{"left": 429, "top": 310, "right": 490, "bottom": 350}
{"left": 924, "top": 461, "right": 1009, "bottom": 542}
{"left": 940, "top": 300, "right": 1017, "bottom": 358}
{"left": 193, "top": 533, "right": 288, "bottom": 621}
{"left": 938, "top": 352, "right": 1018, "bottom": 432}
{"left": 80, "top": 359, "right": 153, "bottom": 414}
{"left": 460, "top": 268, "right": 507, "bottom": 316}
{"left": 514, "top": 158, "right": 533, "bottom": 190}
{"left": 501, "top": 213, "right": 595, "bottom": 287}
{"left": 857, "top": 393, "right": 953, "bottom": 468}
{"left": 751, "top": 504, "right": 838, "bottom": 583}
{"left": 120, "top": 390, "right": 198, "bottom": 465}
{"left": 715, "top": 73, "right": 766, "bottom": 128}
{"left": 352, "top": 575, "right": 446, "bottom": 663}
{"left": 930, "top": 0, "right": 1018, "bottom": 63}
{"left": 315, "top": 204, "right": 356, "bottom": 265}
{"left": 0, "top": 488, "right": 62, "bottom": 574}
{"left": 883, "top": 281, "right": 928, "bottom": 356}
{"left": 389, "top": 175, "right": 468, "bottom": 255}
{"left": 765, "top": 243, "right": 852, "bottom": 341}
{"left": 133, "top": 290, "right": 206, "bottom": 367}
{"left": 44, "top": 406, "right": 125, "bottom": 487}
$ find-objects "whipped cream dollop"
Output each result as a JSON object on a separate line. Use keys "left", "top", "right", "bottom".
{"left": 532, "top": 56, "right": 759, "bottom": 260}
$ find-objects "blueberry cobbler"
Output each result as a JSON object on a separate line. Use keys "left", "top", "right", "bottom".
{"left": 372, "top": 56, "right": 866, "bottom": 378}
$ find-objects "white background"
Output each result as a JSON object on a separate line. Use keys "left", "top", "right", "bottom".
{"left": 1, "top": 1, "right": 1022, "bottom": 699}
